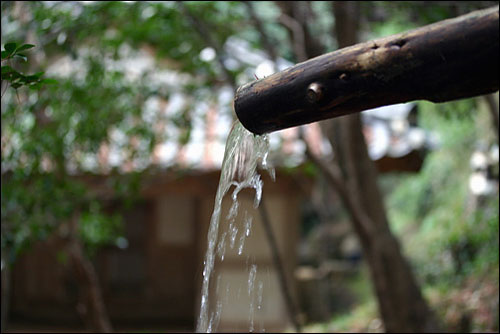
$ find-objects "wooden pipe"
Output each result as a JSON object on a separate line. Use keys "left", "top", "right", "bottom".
{"left": 234, "top": 6, "right": 499, "bottom": 135}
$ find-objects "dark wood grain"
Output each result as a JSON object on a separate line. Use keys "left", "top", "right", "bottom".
{"left": 234, "top": 6, "right": 499, "bottom": 134}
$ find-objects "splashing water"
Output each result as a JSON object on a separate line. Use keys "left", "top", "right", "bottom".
{"left": 197, "top": 121, "right": 273, "bottom": 333}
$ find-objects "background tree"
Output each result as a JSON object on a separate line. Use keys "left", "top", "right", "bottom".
{"left": 1, "top": 1, "right": 260, "bottom": 331}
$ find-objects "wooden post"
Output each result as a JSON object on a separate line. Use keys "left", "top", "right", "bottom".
{"left": 234, "top": 6, "right": 499, "bottom": 135}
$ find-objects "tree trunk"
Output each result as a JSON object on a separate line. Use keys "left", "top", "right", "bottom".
{"left": 483, "top": 93, "right": 499, "bottom": 141}
{"left": 264, "top": 1, "right": 442, "bottom": 332}
{"left": 1, "top": 252, "right": 11, "bottom": 333}
{"left": 322, "top": 2, "right": 439, "bottom": 332}
{"left": 332, "top": 112, "right": 439, "bottom": 332}
{"left": 65, "top": 214, "right": 113, "bottom": 333}
{"left": 259, "top": 197, "right": 302, "bottom": 332}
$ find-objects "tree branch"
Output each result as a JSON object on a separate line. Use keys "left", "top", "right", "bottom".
{"left": 259, "top": 196, "right": 302, "bottom": 332}
{"left": 176, "top": 1, "right": 237, "bottom": 91}
{"left": 301, "top": 137, "right": 375, "bottom": 246}
{"left": 65, "top": 213, "right": 113, "bottom": 333}
{"left": 278, "top": 12, "right": 308, "bottom": 63}
{"left": 243, "top": 2, "right": 279, "bottom": 67}
{"left": 483, "top": 93, "right": 499, "bottom": 141}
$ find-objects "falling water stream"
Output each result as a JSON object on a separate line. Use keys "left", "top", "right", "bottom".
{"left": 196, "top": 120, "right": 274, "bottom": 333}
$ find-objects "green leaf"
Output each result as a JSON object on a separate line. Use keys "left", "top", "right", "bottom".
{"left": 1, "top": 50, "right": 9, "bottom": 59}
{"left": 11, "top": 82, "right": 22, "bottom": 89}
{"left": 1, "top": 65, "right": 14, "bottom": 74}
{"left": 29, "top": 83, "right": 43, "bottom": 90}
{"left": 25, "top": 75, "right": 41, "bottom": 83}
{"left": 16, "top": 44, "right": 35, "bottom": 52}
{"left": 4, "top": 42, "right": 17, "bottom": 56}
{"left": 40, "top": 78, "right": 58, "bottom": 85}
{"left": 14, "top": 54, "right": 27, "bottom": 62}
{"left": 8, "top": 71, "right": 22, "bottom": 80}
{"left": 1, "top": 69, "right": 22, "bottom": 82}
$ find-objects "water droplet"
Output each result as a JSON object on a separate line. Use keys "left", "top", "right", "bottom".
{"left": 217, "top": 232, "right": 227, "bottom": 262}
{"left": 229, "top": 223, "right": 238, "bottom": 249}
{"left": 238, "top": 232, "right": 246, "bottom": 255}
{"left": 248, "top": 264, "right": 257, "bottom": 296}
{"left": 248, "top": 264, "right": 258, "bottom": 332}
{"left": 244, "top": 213, "right": 253, "bottom": 237}
{"left": 227, "top": 199, "right": 239, "bottom": 220}
{"left": 257, "top": 281, "right": 264, "bottom": 311}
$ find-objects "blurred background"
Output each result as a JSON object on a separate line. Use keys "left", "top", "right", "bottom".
{"left": 1, "top": 1, "right": 498, "bottom": 333}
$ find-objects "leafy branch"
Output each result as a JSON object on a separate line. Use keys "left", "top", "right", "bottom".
{"left": 1, "top": 42, "right": 56, "bottom": 95}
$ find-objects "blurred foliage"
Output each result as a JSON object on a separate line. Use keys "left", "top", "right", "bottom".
{"left": 1, "top": 1, "right": 254, "bottom": 262}
{"left": 0, "top": 1, "right": 297, "bottom": 263}
{"left": 364, "top": 1, "right": 498, "bottom": 38}
{"left": 380, "top": 97, "right": 499, "bottom": 333}
{"left": 306, "top": 96, "right": 499, "bottom": 332}
{"left": 387, "top": 99, "right": 499, "bottom": 284}
{"left": 78, "top": 201, "right": 123, "bottom": 257}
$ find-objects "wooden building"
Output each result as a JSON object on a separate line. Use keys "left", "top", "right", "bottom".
{"left": 8, "top": 169, "right": 307, "bottom": 332}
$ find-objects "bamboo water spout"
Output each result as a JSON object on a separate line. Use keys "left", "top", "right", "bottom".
{"left": 234, "top": 6, "right": 499, "bottom": 135}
